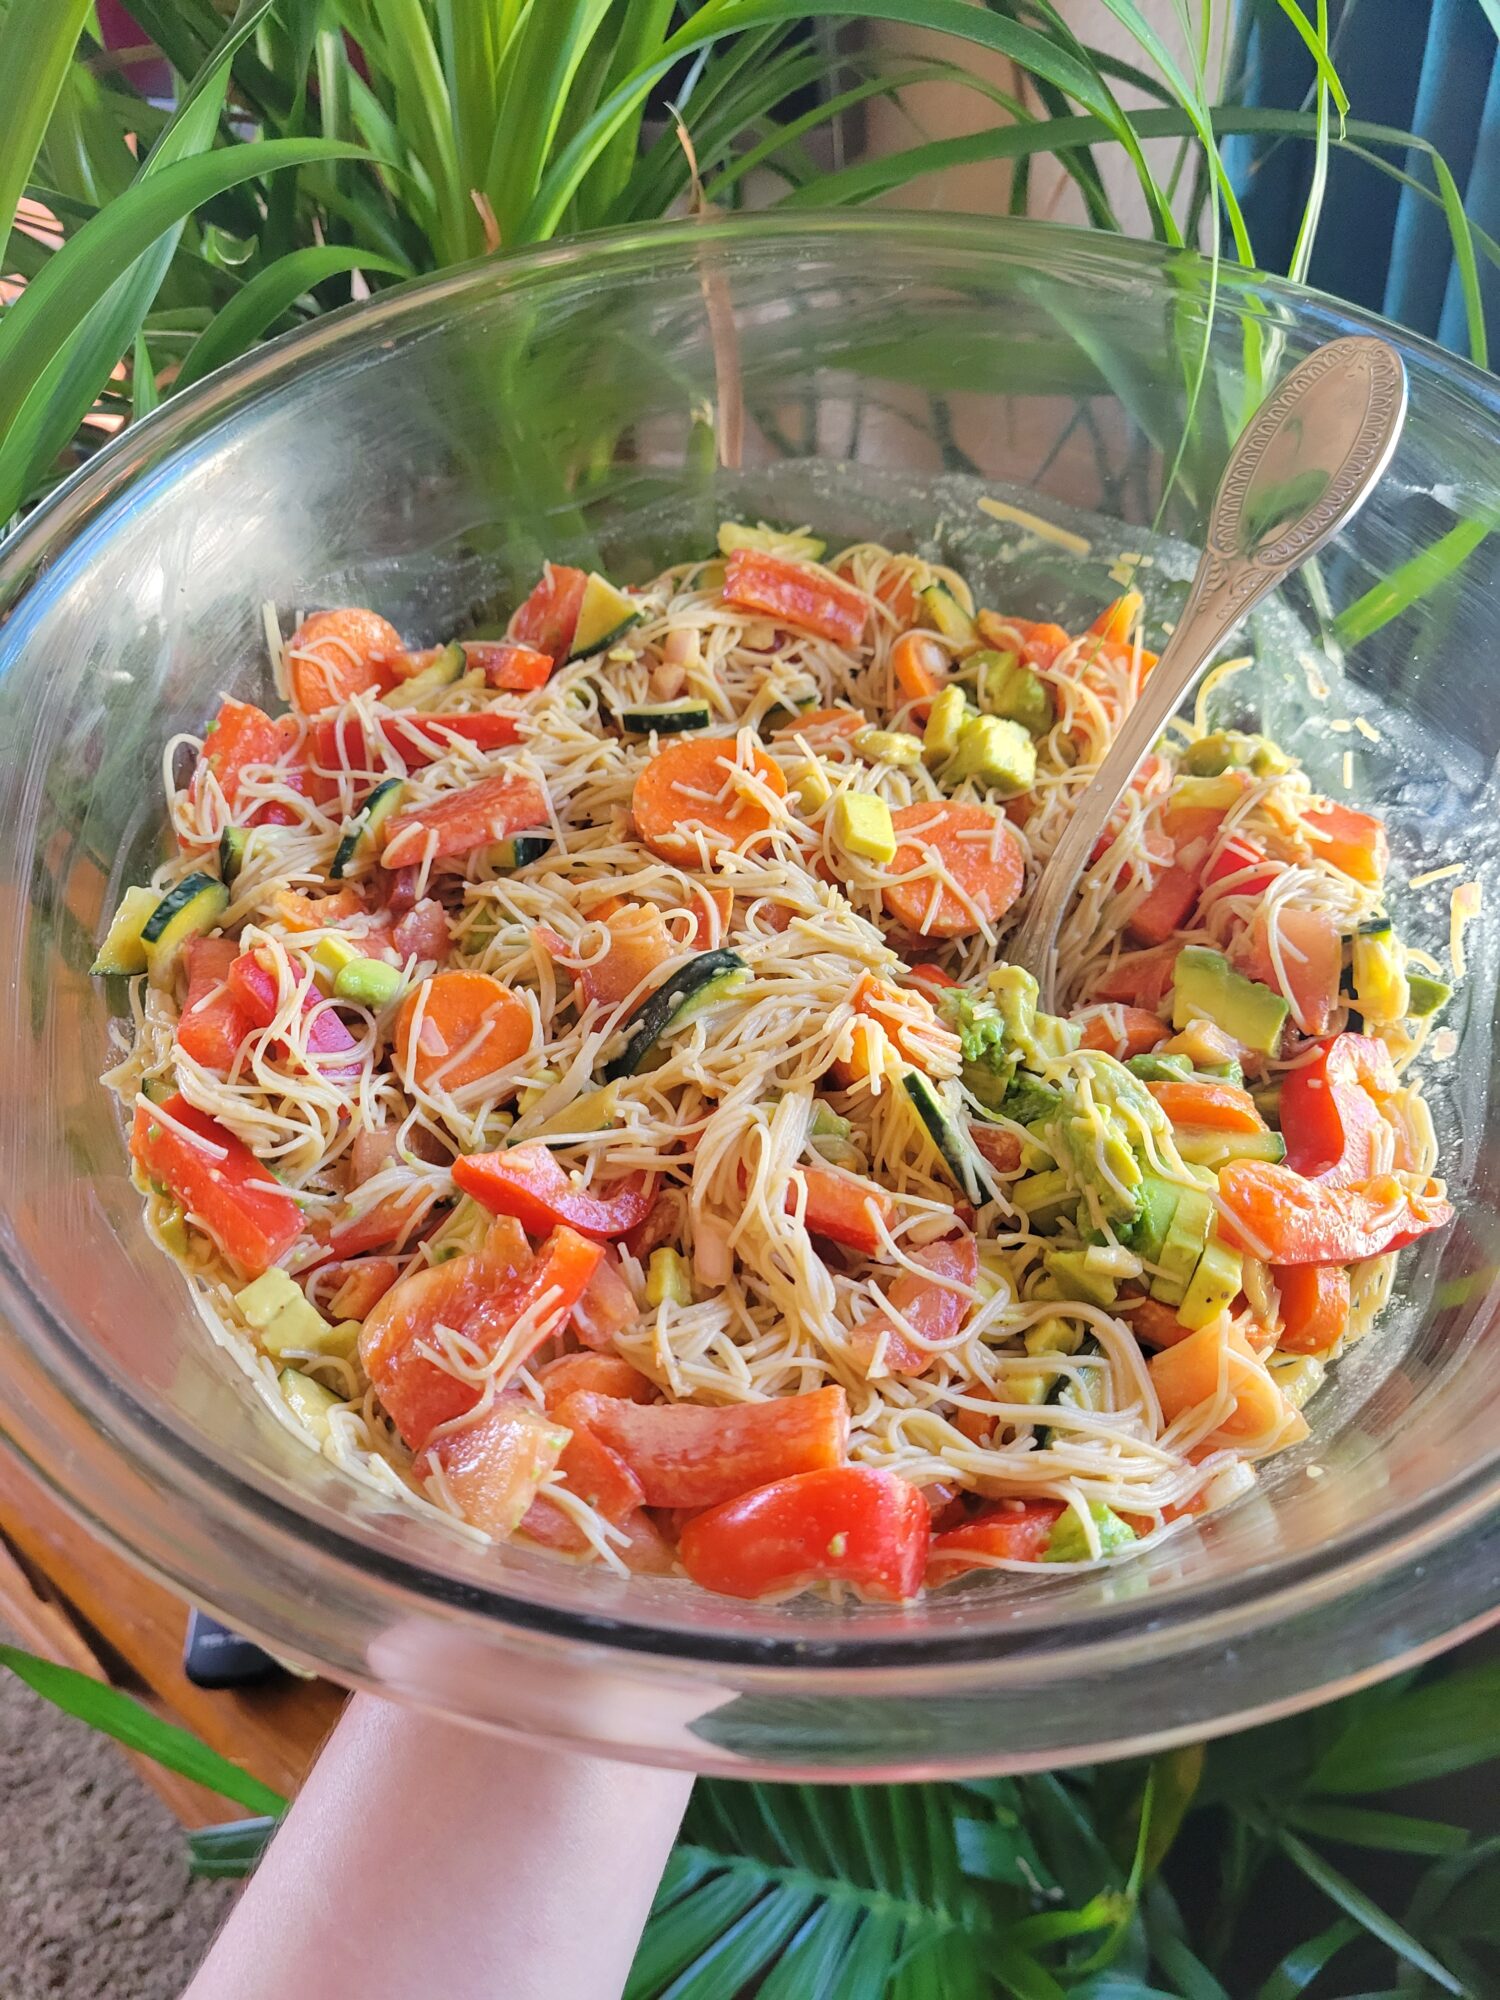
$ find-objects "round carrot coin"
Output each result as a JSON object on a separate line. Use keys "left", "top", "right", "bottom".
{"left": 286, "top": 608, "right": 405, "bottom": 713}
{"left": 881, "top": 801, "right": 1024, "bottom": 938}
{"left": 394, "top": 970, "right": 532, "bottom": 1092}
{"left": 632, "top": 736, "right": 787, "bottom": 865}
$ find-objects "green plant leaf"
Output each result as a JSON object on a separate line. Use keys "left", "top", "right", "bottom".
{"left": 1311, "top": 1663, "right": 1500, "bottom": 1796}
{"left": 0, "top": 135, "right": 370, "bottom": 518}
{"left": 174, "top": 244, "right": 409, "bottom": 391}
{"left": 0, "top": 1644, "right": 288, "bottom": 1819}
{"left": 0, "top": 0, "right": 95, "bottom": 269}
{"left": 1255, "top": 1918, "right": 1362, "bottom": 2000}
{"left": 1275, "top": 1831, "right": 1466, "bottom": 1995}
{"left": 1283, "top": 1803, "right": 1470, "bottom": 1858}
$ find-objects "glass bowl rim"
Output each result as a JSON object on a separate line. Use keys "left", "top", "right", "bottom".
{"left": 3, "top": 208, "right": 1499, "bottom": 1682}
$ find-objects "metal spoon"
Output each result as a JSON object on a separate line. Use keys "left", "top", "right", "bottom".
{"left": 1009, "top": 334, "right": 1408, "bottom": 1010}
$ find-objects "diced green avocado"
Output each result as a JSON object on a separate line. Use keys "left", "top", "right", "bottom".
{"left": 974, "top": 649, "right": 1055, "bottom": 737}
{"left": 1043, "top": 1248, "right": 1119, "bottom": 1309}
{"left": 1043, "top": 1501, "right": 1138, "bottom": 1563}
{"left": 717, "top": 521, "right": 827, "bottom": 562}
{"left": 1407, "top": 972, "right": 1452, "bottom": 1019}
{"left": 1134, "top": 1174, "right": 1182, "bottom": 1266}
{"left": 1197, "top": 1058, "right": 1246, "bottom": 1085}
{"left": 334, "top": 957, "right": 403, "bottom": 1008}
{"left": 944, "top": 713, "right": 1037, "bottom": 795}
{"left": 1252, "top": 1082, "right": 1283, "bottom": 1124}
{"left": 1352, "top": 926, "right": 1410, "bottom": 1024}
{"left": 1172, "top": 945, "right": 1289, "bottom": 1057}
{"left": 235, "top": 1268, "right": 302, "bottom": 1328}
{"left": 91, "top": 884, "right": 161, "bottom": 975}
{"left": 1178, "top": 1236, "right": 1243, "bottom": 1329}
{"left": 923, "top": 684, "right": 971, "bottom": 765}
{"left": 985, "top": 964, "right": 1083, "bottom": 1066}
{"left": 278, "top": 1367, "right": 343, "bottom": 1443}
{"left": 568, "top": 574, "right": 641, "bottom": 660}
{"left": 1180, "top": 730, "right": 1290, "bottom": 779}
{"left": 851, "top": 726, "right": 924, "bottom": 767}
{"left": 1174, "top": 1127, "right": 1287, "bottom": 1170}
{"left": 834, "top": 791, "right": 897, "bottom": 863}
{"left": 1024, "top": 1314, "right": 1084, "bottom": 1357}
{"left": 1125, "top": 1052, "right": 1193, "bottom": 1083}
{"left": 917, "top": 580, "right": 976, "bottom": 645}
{"left": 1033, "top": 1013, "right": 1083, "bottom": 1060}
{"left": 1010, "top": 1168, "right": 1074, "bottom": 1227}
{"left": 1150, "top": 1186, "right": 1214, "bottom": 1308}
{"left": 1000, "top": 1072, "right": 1062, "bottom": 1126}
{"left": 1170, "top": 773, "right": 1251, "bottom": 814}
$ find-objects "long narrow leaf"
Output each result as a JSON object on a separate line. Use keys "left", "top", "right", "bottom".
{"left": 0, "top": 1644, "right": 287, "bottom": 1818}
{"left": 175, "top": 244, "right": 408, "bottom": 390}
{"left": 0, "top": 0, "right": 95, "bottom": 269}
{"left": 1276, "top": 1832, "right": 1466, "bottom": 1996}
{"left": 1255, "top": 1918, "right": 1361, "bottom": 2000}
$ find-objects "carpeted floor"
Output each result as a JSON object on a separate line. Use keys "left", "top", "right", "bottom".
{"left": 0, "top": 1656, "right": 232, "bottom": 2000}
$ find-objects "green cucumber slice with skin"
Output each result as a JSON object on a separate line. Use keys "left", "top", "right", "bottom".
{"left": 903, "top": 1071, "right": 986, "bottom": 1203}
{"left": 219, "top": 826, "right": 248, "bottom": 887}
{"left": 567, "top": 575, "right": 641, "bottom": 663}
{"left": 601, "top": 948, "right": 747, "bottom": 1082}
{"left": 331, "top": 777, "right": 405, "bottom": 880}
{"left": 91, "top": 884, "right": 161, "bottom": 975}
{"left": 1036, "top": 1333, "right": 1102, "bottom": 1450}
{"left": 492, "top": 833, "right": 553, "bottom": 869}
{"left": 141, "top": 873, "right": 229, "bottom": 963}
{"left": 380, "top": 642, "right": 466, "bottom": 709}
{"left": 620, "top": 702, "right": 712, "bottom": 736}
{"left": 1174, "top": 1127, "right": 1287, "bottom": 1169}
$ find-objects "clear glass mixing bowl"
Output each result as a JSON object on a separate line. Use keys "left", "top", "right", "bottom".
{"left": 2, "top": 215, "right": 1498, "bottom": 1779}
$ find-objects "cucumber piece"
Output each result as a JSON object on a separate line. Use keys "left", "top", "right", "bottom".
{"left": 903, "top": 1072, "right": 986, "bottom": 1202}
{"left": 1174, "top": 1127, "right": 1287, "bottom": 1170}
{"left": 492, "top": 833, "right": 554, "bottom": 869}
{"left": 91, "top": 884, "right": 161, "bottom": 975}
{"left": 647, "top": 1247, "right": 693, "bottom": 1307}
{"left": 1150, "top": 1186, "right": 1213, "bottom": 1308}
{"left": 1407, "top": 971, "right": 1452, "bottom": 1018}
{"left": 620, "top": 701, "right": 712, "bottom": 736}
{"left": 1043, "top": 1498, "right": 1136, "bottom": 1561}
{"left": 917, "top": 580, "right": 977, "bottom": 646}
{"left": 568, "top": 574, "right": 640, "bottom": 661}
{"left": 219, "top": 826, "right": 248, "bottom": 887}
{"left": 141, "top": 873, "right": 229, "bottom": 968}
{"left": 1035, "top": 1333, "right": 1103, "bottom": 1450}
{"left": 1178, "top": 1236, "right": 1243, "bottom": 1329}
{"left": 601, "top": 948, "right": 748, "bottom": 1082}
{"left": 381, "top": 642, "right": 467, "bottom": 710}
{"left": 717, "top": 521, "right": 827, "bottom": 562}
{"left": 525, "top": 1082, "right": 621, "bottom": 1143}
{"left": 331, "top": 777, "right": 405, "bottom": 881}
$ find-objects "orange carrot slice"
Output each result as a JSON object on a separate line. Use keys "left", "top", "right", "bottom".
{"left": 881, "top": 802, "right": 1024, "bottom": 939}
{"left": 631, "top": 736, "right": 786, "bottom": 865}
{"left": 286, "top": 608, "right": 405, "bottom": 713}
{"left": 1076, "top": 1005, "right": 1165, "bottom": 1058}
{"left": 394, "top": 970, "right": 532, "bottom": 1091}
{"left": 891, "top": 631, "right": 947, "bottom": 702}
{"left": 1147, "top": 1079, "right": 1266, "bottom": 1133}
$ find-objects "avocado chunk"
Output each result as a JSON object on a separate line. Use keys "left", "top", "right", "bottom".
{"left": 1125, "top": 1053, "right": 1193, "bottom": 1083}
{"left": 833, "top": 790, "right": 897, "bottom": 862}
{"left": 974, "top": 649, "right": 1055, "bottom": 737}
{"left": 852, "top": 727, "right": 924, "bottom": 766}
{"left": 1178, "top": 1236, "right": 1243, "bottom": 1329}
{"left": 1150, "top": 1185, "right": 1214, "bottom": 1307}
{"left": 1181, "top": 730, "right": 1291, "bottom": 778}
{"left": 945, "top": 713, "right": 1037, "bottom": 795}
{"left": 1010, "top": 1168, "right": 1074, "bottom": 1228}
{"left": 278, "top": 1367, "right": 343, "bottom": 1443}
{"left": 1044, "top": 1500, "right": 1138, "bottom": 1563}
{"left": 923, "top": 684, "right": 971, "bottom": 764}
{"left": 1352, "top": 925, "right": 1410, "bottom": 1024}
{"left": 1000, "top": 1072, "right": 1062, "bottom": 1126}
{"left": 1043, "top": 1248, "right": 1119, "bottom": 1308}
{"left": 1406, "top": 971, "right": 1452, "bottom": 1018}
{"left": 1134, "top": 1173, "right": 1182, "bottom": 1265}
{"left": 1172, "top": 945, "right": 1289, "bottom": 1056}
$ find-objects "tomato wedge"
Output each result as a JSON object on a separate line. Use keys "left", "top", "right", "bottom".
{"left": 176, "top": 936, "right": 252, "bottom": 1072}
{"left": 453, "top": 1142, "right": 655, "bottom": 1240}
{"left": 1202, "top": 832, "right": 1279, "bottom": 899}
{"left": 1126, "top": 859, "right": 1199, "bottom": 947}
{"left": 1280, "top": 1033, "right": 1397, "bottom": 1185}
{"left": 130, "top": 1095, "right": 302, "bottom": 1276}
{"left": 380, "top": 772, "right": 550, "bottom": 870}
{"left": 325, "top": 1256, "right": 400, "bottom": 1321}
{"left": 850, "top": 1233, "right": 978, "bottom": 1376}
{"left": 559, "top": 1385, "right": 849, "bottom": 1509}
{"left": 535, "top": 1352, "right": 654, "bottom": 1407}
{"left": 927, "top": 1501, "right": 1064, "bottom": 1577}
{"left": 564, "top": 900, "right": 677, "bottom": 1009}
{"left": 359, "top": 1224, "right": 602, "bottom": 1449}
{"left": 722, "top": 548, "right": 868, "bottom": 647}
{"left": 680, "top": 1465, "right": 928, "bottom": 1602}
{"left": 1091, "top": 945, "right": 1178, "bottom": 1011}
{"left": 1273, "top": 1262, "right": 1351, "bottom": 1355}
{"left": 511, "top": 563, "right": 588, "bottom": 659}
{"left": 1215, "top": 1162, "right": 1453, "bottom": 1266}
{"left": 423, "top": 1400, "right": 568, "bottom": 1538}
{"left": 570, "top": 1251, "right": 641, "bottom": 1349}
{"left": 797, "top": 1163, "right": 896, "bottom": 1254}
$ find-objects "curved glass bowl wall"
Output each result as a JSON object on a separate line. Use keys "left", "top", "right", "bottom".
{"left": 1, "top": 216, "right": 1498, "bottom": 1779}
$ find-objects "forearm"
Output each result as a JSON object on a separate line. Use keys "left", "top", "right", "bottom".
{"left": 185, "top": 1694, "right": 692, "bottom": 2000}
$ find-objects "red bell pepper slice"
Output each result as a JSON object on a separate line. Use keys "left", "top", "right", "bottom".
{"left": 927, "top": 1500, "right": 1065, "bottom": 1578}
{"left": 906, "top": 962, "right": 958, "bottom": 994}
{"left": 850, "top": 1233, "right": 978, "bottom": 1376}
{"left": 463, "top": 641, "right": 554, "bottom": 691}
{"left": 379, "top": 772, "right": 550, "bottom": 870}
{"left": 560, "top": 1385, "right": 849, "bottom": 1509}
{"left": 176, "top": 936, "right": 253, "bottom": 1073}
{"left": 1215, "top": 1161, "right": 1452, "bottom": 1266}
{"left": 227, "top": 951, "right": 362, "bottom": 1083}
{"left": 422, "top": 1399, "right": 568, "bottom": 1538}
{"left": 722, "top": 548, "right": 868, "bottom": 647}
{"left": 797, "top": 1163, "right": 896, "bottom": 1254}
{"left": 1272, "top": 1262, "right": 1351, "bottom": 1354}
{"left": 1280, "top": 1033, "right": 1398, "bottom": 1185}
{"left": 549, "top": 1393, "right": 649, "bottom": 1524}
{"left": 511, "top": 563, "right": 588, "bottom": 659}
{"left": 452, "top": 1142, "right": 654, "bottom": 1240}
{"left": 1203, "top": 832, "right": 1279, "bottom": 899}
{"left": 130, "top": 1094, "right": 302, "bottom": 1276}
{"left": 307, "top": 711, "right": 521, "bottom": 779}
{"left": 360, "top": 1223, "right": 602, "bottom": 1449}
{"left": 679, "top": 1465, "right": 928, "bottom": 1602}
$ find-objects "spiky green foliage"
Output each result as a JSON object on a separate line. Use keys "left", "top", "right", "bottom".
{"left": 0, "top": 0, "right": 1492, "bottom": 532}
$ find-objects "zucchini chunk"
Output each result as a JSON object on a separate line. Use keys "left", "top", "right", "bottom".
{"left": 141, "top": 873, "right": 229, "bottom": 967}
{"left": 620, "top": 701, "right": 712, "bottom": 736}
{"left": 903, "top": 1071, "right": 986, "bottom": 1203}
{"left": 568, "top": 575, "right": 640, "bottom": 662}
{"left": 91, "top": 884, "right": 162, "bottom": 975}
{"left": 601, "top": 948, "right": 748, "bottom": 1082}
{"left": 331, "top": 777, "right": 405, "bottom": 880}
